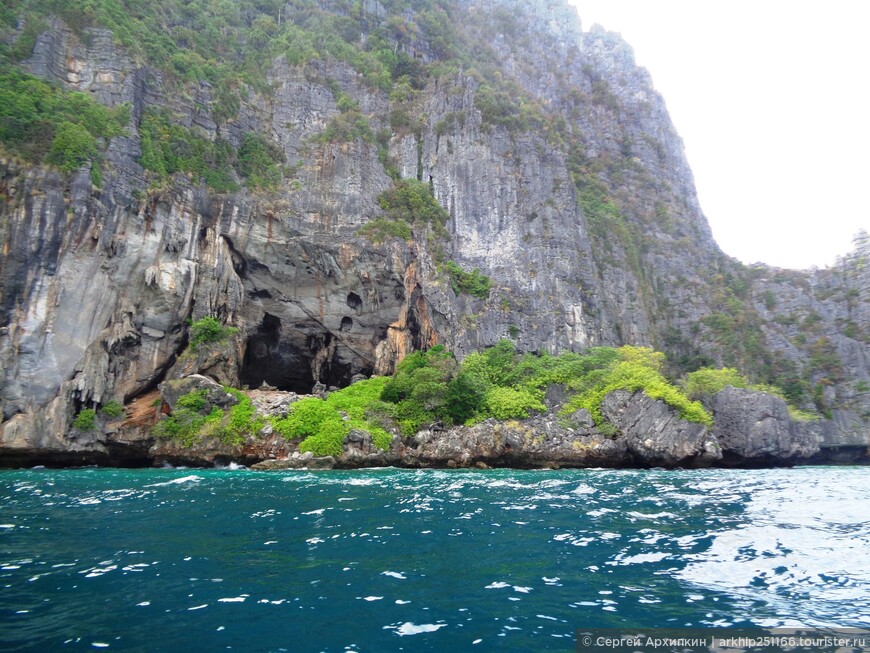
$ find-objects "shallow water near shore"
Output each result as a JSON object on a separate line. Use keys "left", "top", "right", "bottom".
{"left": 1, "top": 466, "right": 868, "bottom": 652}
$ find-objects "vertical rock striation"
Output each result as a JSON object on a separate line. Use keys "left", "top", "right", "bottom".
{"left": 0, "top": 0, "right": 867, "bottom": 464}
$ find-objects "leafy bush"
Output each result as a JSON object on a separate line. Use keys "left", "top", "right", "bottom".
{"left": 315, "top": 110, "right": 374, "bottom": 144}
{"left": 46, "top": 121, "right": 98, "bottom": 171}
{"left": 188, "top": 316, "right": 238, "bottom": 351}
{"left": 325, "top": 377, "right": 391, "bottom": 422}
{"left": 272, "top": 398, "right": 343, "bottom": 441}
{"left": 563, "top": 359, "right": 713, "bottom": 428}
{"left": 444, "top": 260, "right": 492, "bottom": 299}
{"left": 683, "top": 366, "right": 818, "bottom": 421}
{"left": 139, "top": 109, "right": 238, "bottom": 192}
{"left": 683, "top": 367, "right": 748, "bottom": 400}
{"left": 99, "top": 400, "right": 125, "bottom": 419}
{"left": 72, "top": 408, "right": 96, "bottom": 431}
{"left": 153, "top": 387, "right": 263, "bottom": 446}
{"left": 237, "top": 132, "right": 284, "bottom": 190}
{"left": 152, "top": 389, "right": 219, "bottom": 445}
{"left": 299, "top": 419, "right": 348, "bottom": 458}
{"left": 357, "top": 217, "right": 412, "bottom": 243}
{"left": 191, "top": 388, "right": 264, "bottom": 445}
{"left": 483, "top": 386, "right": 545, "bottom": 420}
{"left": 272, "top": 383, "right": 396, "bottom": 456}
{"left": 375, "top": 179, "right": 449, "bottom": 238}
{"left": 0, "top": 68, "right": 127, "bottom": 170}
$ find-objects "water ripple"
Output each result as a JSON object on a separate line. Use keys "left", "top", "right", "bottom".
{"left": 0, "top": 466, "right": 868, "bottom": 651}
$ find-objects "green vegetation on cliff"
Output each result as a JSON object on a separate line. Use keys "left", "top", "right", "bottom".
{"left": 376, "top": 341, "right": 710, "bottom": 436}
{"left": 683, "top": 366, "right": 818, "bottom": 422}
{"left": 139, "top": 109, "right": 284, "bottom": 192}
{"left": 151, "top": 342, "right": 715, "bottom": 453}
{"left": 561, "top": 347, "right": 712, "bottom": 429}
{"left": 443, "top": 260, "right": 492, "bottom": 299}
{"left": 0, "top": 69, "right": 128, "bottom": 175}
{"left": 273, "top": 377, "right": 393, "bottom": 456}
{"left": 152, "top": 386, "right": 263, "bottom": 447}
{"left": 188, "top": 316, "right": 239, "bottom": 352}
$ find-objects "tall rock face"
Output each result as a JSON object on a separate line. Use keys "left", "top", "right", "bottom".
{"left": 0, "top": 0, "right": 867, "bottom": 460}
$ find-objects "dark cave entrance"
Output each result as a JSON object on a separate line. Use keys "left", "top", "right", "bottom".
{"left": 240, "top": 313, "right": 313, "bottom": 393}
{"left": 240, "top": 313, "right": 372, "bottom": 393}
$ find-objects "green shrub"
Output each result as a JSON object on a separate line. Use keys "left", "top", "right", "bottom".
{"left": 683, "top": 367, "right": 748, "bottom": 400}
{"left": 683, "top": 366, "right": 818, "bottom": 421}
{"left": 139, "top": 109, "right": 238, "bottom": 192}
{"left": 0, "top": 68, "right": 127, "bottom": 170}
{"left": 483, "top": 386, "right": 545, "bottom": 420}
{"left": 443, "top": 370, "right": 489, "bottom": 424}
{"left": 299, "top": 419, "right": 349, "bottom": 458}
{"left": 46, "top": 121, "right": 98, "bottom": 171}
{"left": 221, "top": 388, "right": 265, "bottom": 444}
{"left": 273, "top": 398, "right": 343, "bottom": 440}
{"left": 72, "top": 408, "right": 97, "bottom": 431}
{"left": 357, "top": 217, "right": 412, "bottom": 243}
{"left": 444, "top": 260, "right": 491, "bottom": 299}
{"left": 562, "top": 360, "right": 713, "bottom": 428}
{"left": 237, "top": 132, "right": 284, "bottom": 190}
{"left": 99, "top": 400, "right": 125, "bottom": 419}
{"left": 315, "top": 110, "right": 374, "bottom": 144}
{"left": 188, "top": 316, "right": 238, "bottom": 351}
{"left": 376, "top": 179, "right": 449, "bottom": 236}
{"left": 152, "top": 387, "right": 263, "bottom": 447}
{"left": 326, "top": 377, "right": 390, "bottom": 421}
{"left": 152, "top": 388, "right": 218, "bottom": 445}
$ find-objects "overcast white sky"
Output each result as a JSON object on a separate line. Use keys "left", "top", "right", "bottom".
{"left": 566, "top": 1, "right": 869, "bottom": 269}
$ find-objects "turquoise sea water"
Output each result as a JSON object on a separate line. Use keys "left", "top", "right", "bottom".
{"left": 0, "top": 467, "right": 868, "bottom": 652}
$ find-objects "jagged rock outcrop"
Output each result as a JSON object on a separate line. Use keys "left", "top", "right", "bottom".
{"left": 1, "top": 0, "right": 867, "bottom": 465}
{"left": 710, "top": 386, "right": 820, "bottom": 464}
{"left": 600, "top": 390, "right": 721, "bottom": 467}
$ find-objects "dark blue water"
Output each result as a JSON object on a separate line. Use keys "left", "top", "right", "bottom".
{"left": 0, "top": 467, "right": 868, "bottom": 652}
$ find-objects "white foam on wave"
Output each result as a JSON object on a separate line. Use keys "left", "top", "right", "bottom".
{"left": 217, "top": 595, "right": 248, "bottom": 603}
{"left": 626, "top": 511, "right": 677, "bottom": 520}
{"left": 382, "top": 571, "right": 407, "bottom": 580}
{"left": 485, "top": 581, "right": 510, "bottom": 589}
{"left": 215, "top": 462, "right": 245, "bottom": 470}
{"left": 610, "top": 552, "right": 669, "bottom": 566}
{"left": 145, "top": 475, "right": 202, "bottom": 487}
{"left": 82, "top": 564, "right": 118, "bottom": 578}
{"left": 388, "top": 622, "right": 447, "bottom": 636}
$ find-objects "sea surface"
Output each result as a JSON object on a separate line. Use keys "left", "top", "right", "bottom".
{"left": 0, "top": 466, "right": 868, "bottom": 652}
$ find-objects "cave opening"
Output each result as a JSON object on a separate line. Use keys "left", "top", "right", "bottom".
{"left": 240, "top": 313, "right": 374, "bottom": 394}
{"left": 240, "top": 313, "right": 313, "bottom": 393}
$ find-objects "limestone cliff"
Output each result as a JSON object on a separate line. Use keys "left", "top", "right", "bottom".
{"left": 0, "top": 0, "right": 867, "bottom": 465}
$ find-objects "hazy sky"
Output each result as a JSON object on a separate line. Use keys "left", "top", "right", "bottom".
{"left": 566, "top": 1, "right": 869, "bottom": 269}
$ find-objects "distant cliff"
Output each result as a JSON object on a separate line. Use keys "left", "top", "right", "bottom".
{"left": 0, "top": 0, "right": 867, "bottom": 466}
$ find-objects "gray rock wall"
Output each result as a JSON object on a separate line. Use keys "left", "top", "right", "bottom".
{"left": 1, "top": 0, "right": 868, "bottom": 461}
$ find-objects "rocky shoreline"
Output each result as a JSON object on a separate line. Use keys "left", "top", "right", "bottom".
{"left": 1, "top": 378, "right": 865, "bottom": 470}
